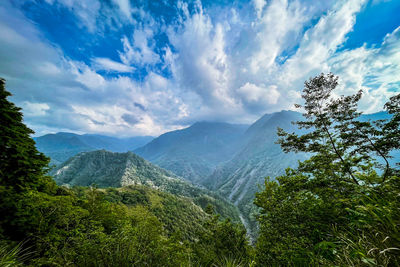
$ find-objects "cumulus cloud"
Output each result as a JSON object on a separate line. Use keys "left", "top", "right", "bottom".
{"left": 164, "top": 0, "right": 368, "bottom": 118}
{"left": 253, "top": 0, "right": 266, "bottom": 19}
{"left": 22, "top": 102, "right": 50, "bottom": 116}
{"left": 1, "top": 0, "right": 399, "bottom": 137}
{"left": 238, "top": 83, "right": 280, "bottom": 105}
{"left": 167, "top": 3, "right": 235, "bottom": 109}
{"left": 329, "top": 26, "right": 400, "bottom": 112}
{"left": 0, "top": 2, "right": 183, "bottom": 136}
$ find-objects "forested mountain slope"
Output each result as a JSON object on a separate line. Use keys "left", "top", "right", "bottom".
{"left": 206, "top": 111, "right": 307, "bottom": 234}
{"left": 134, "top": 122, "right": 248, "bottom": 183}
{"left": 51, "top": 150, "right": 240, "bottom": 221}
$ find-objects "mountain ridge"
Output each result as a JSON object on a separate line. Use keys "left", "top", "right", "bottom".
{"left": 134, "top": 121, "right": 249, "bottom": 183}
{"left": 51, "top": 149, "right": 241, "bottom": 222}
{"left": 34, "top": 132, "right": 153, "bottom": 165}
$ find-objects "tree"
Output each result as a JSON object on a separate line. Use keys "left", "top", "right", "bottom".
{"left": 255, "top": 73, "right": 400, "bottom": 265}
{"left": 0, "top": 78, "right": 55, "bottom": 240}
{"left": 192, "top": 209, "right": 252, "bottom": 266}
{"left": 277, "top": 73, "right": 398, "bottom": 183}
{"left": 0, "top": 78, "right": 52, "bottom": 191}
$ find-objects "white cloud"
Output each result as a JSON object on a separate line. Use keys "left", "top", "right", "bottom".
{"left": 282, "top": 0, "right": 366, "bottom": 84}
{"left": 0, "top": 1, "right": 185, "bottom": 136}
{"left": 119, "top": 28, "right": 160, "bottom": 67}
{"left": 112, "top": 0, "right": 132, "bottom": 20}
{"left": 69, "top": 61, "right": 106, "bottom": 90}
{"left": 50, "top": 0, "right": 101, "bottom": 32}
{"left": 22, "top": 102, "right": 50, "bottom": 116}
{"left": 329, "top": 26, "right": 400, "bottom": 112}
{"left": 238, "top": 83, "right": 280, "bottom": 105}
{"left": 1, "top": 0, "right": 399, "bottom": 137}
{"left": 162, "top": 0, "right": 397, "bottom": 121}
{"left": 253, "top": 0, "right": 266, "bottom": 19}
{"left": 249, "top": 0, "right": 308, "bottom": 74}
{"left": 93, "top": 57, "right": 135, "bottom": 73}
{"left": 167, "top": 3, "right": 235, "bottom": 110}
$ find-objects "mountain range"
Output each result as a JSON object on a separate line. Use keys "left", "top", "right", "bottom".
{"left": 34, "top": 132, "right": 153, "bottom": 165}
{"left": 37, "top": 110, "right": 396, "bottom": 237}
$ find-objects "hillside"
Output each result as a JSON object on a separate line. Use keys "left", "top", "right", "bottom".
{"left": 51, "top": 150, "right": 240, "bottom": 221}
{"left": 134, "top": 122, "right": 248, "bottom": 183}
{"left": 205, "top": 111, "right": 307, "bottom": 234}
{"left": 34, "top": 132, "right": 153, "bottom": 165}
{"left": 87, "top": 185, "right": 210, "bottom": 241}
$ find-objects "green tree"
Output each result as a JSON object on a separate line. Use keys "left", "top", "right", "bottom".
{"left": 193, "top": 208, "right": 252, "bottom": 266}
{"left": 0, "top": 78, "right": 55, "bottom": 241}
{"left": 0, "top": 78, "right": 52, "bottom": 191}
{"left": 255, "top": 73, "right": 400, "bottom": 265}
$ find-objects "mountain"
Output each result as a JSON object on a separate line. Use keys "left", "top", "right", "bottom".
{"left": 204, "top": 110, "right": 397, "bottom": 236}
{"left": 34, "top": 132, "right": 153, "bottom": 165}
{"left": 205, "top": 111, "right": 307, "bottom": 235}
{"left": 207, "top": 111, "right": 304, "bottom": 191}
{"left": 134, "top": 122, "right": 248, "bottom": 183}
{"left": 51, "top": 150, "right": 240, "bottom": 221}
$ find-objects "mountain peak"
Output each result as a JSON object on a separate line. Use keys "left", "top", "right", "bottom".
{"left": 52, "top": 150, "right": 179, "bottom": 188}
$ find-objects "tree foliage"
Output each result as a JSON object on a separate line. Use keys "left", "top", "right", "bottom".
{"left": 255, "top": 73, "right": 400, "bottom": 265}
{"left": 0, "top": 78, "right": 56, "bottom": 241}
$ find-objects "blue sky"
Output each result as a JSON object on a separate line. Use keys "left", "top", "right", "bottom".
{"left": 0, "top": 0, "right": 399, "bottom": 136}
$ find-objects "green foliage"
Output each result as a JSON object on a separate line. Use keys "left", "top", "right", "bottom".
{"left": 255, "top": 73, "right": 400, "bottom": 265}
{"left": 0, "top": 78, "right": 56, "bottom": 241}
{"left": 192, "top": 211, "right": 252, "bottom": 266}
{"left": 51, "top": 149, "right": 242, "bottom": 223}
{"left": 0, "top": 242, "right": 31, "bottom": 267}
{"left": 0, "top": 78, "right": 52, "bottom": 191}
{"left": 333, "top": 176, "right": 400, "bottom": 266}
{"left": 16, "top": 186, "right": 250, "bottom": 266}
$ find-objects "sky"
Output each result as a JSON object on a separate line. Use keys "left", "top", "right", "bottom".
{"left": 0, "top": 0, "right": 399, "bottom": 137}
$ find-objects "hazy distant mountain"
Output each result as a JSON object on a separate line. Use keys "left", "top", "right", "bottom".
{"left": 204, "top": 111, "right": 307, "bottom": 235}
{"left": 34, "top": 132, "right": 153, "bottom": 165}
{"left": 134, "top": 122, "right": 248, "bottom": 183}
{"left": 51, "top": 150, "right": 240, "bottom": 221}
{"left": 207, "top": 111, "right": 305, "bottom": 191}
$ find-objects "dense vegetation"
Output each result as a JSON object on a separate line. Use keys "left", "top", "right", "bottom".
{"left": 51, "top": 149, "right": 241, "bottom": 222}
{"left": 1, "top": 73, "right": 399, "bottom": 266}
